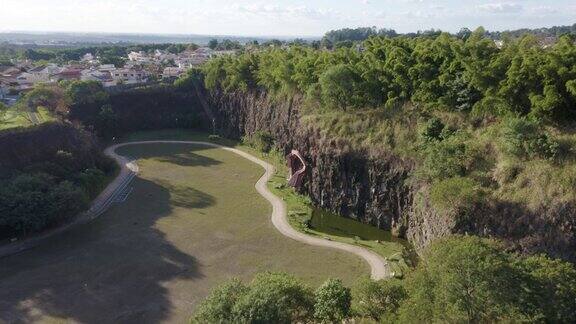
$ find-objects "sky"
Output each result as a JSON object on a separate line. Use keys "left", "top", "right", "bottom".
{"left": 1, "top": 0, "right": 575, "bottom": 36}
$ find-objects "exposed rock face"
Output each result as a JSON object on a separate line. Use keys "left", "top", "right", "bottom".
{"left": 206, "top": 90, "right": 575, "bottom": 261}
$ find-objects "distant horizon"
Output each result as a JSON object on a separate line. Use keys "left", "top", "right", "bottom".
{"left": 3, "top": 0, "right": 575, "bottom": 37}
{"left": 2, "top": 21, "right": 574, "bottom": 41}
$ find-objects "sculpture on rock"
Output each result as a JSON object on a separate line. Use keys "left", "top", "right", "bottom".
{"left": 287, "top": 150, "right": 306, "bottom": 188}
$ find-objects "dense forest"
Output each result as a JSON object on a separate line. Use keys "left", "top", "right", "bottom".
{"left": 202, "top": 27, "right": 576, "bottom": 121}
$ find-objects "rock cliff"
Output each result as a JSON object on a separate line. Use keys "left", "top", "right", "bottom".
{"left": 206, "top": 90, "right": 575, "bottom": 261}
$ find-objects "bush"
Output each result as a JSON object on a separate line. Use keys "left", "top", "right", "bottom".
{"left": 232, "top": 272, "right": 313, "bottom": 323}
{"left": 429, "top": 176, "right": 482, "bottom": 212}
{"left": 352, "top": 277, "right": 407, "bottom": 321}
{"left": 420, "top": 117, "right": 445, "bottom": 142}
{"left": 0, "top": 173, "right": 88, "bottom": 237}
{"left": 314, "top": 278, "right": 351, "bottom": 322}
{"left": 244, "top": 131, "right": 275, "bottom": 153}
{"left": 421, "top": 134, "right": 470, "bottom": 180}
{"left": 191, "top": 279, "right": 247, "bottom": 323}
{"left": 500, "top": 117, "right": 559, "bottom": 160}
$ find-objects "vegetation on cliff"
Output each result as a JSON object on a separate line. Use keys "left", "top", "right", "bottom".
{"left": 194, "top": 27, "right": 576, "bottom": 260}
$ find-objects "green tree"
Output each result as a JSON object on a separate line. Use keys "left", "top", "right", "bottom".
{"left": 398, "top": 235, "right": 526, "bottom": 323}
{"left": 352, "top": 278, "right": 407, "bottom": 321}
{"left": 232, "top": 272, "right": 314, "bottom": 323}
{"left": 319, "top": 64, "right": 361, "bottom": 110}
{"left": 65, "top": 81, "right": 109, "bottom": 106}
{"left": 514, "top": 255, "right": 576, "bottom": 322}
{"left": 314, "top": 278, "right": 351, "bottom": 322}
{"left": 191, "top": 279, "right": 248, "bottom": 323}
{"left": 208, "top": 39, "right": 219, "bottom": 50}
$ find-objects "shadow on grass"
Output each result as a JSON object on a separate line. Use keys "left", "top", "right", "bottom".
{"left": 156, "top": 179, "right": 217, "bottom": 209}
{"left": 119, "top": 142, "right": 224, "bottom": 168}
{"left": 0, "top": 170, "right": 214, "bottom": 322}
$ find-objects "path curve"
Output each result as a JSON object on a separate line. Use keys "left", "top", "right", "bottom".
{"left": 107, "top": 141, "right": 390, "bottom": 280}
{"left": 0, "top": 140, "right": 390, "bottom": 280}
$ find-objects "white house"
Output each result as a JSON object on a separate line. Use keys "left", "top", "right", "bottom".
{"left": 18, "top": 64, "right": 62, "bottom": 84}
{"left": 127, "top": 51, "right": 152, "bottom": 63}
{"left": 162, "top": 67, "right": 185, "bottom": 79}
{"left": 110, "top": 68, "right": 148, "bottom": 84}
{"left": 81, "top": 69, "right": 116, "bottom": 87}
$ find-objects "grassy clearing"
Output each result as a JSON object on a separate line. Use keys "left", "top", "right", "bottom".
{"left": 0, "top": 108, "right": 30, "bottom": 130}
{"left": 0, "top": 106, "right": 56, "bottom": 130}
{"left": 125, "top": 129, "right": 414, "bottom": 277}
{"left": 0, "top": 138, "right": 367, "bottom": 323}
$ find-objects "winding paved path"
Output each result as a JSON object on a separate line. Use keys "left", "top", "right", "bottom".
{"left": 108, "top": 141, "right": 390, "bottom": 280}
{"left": 1, "top": 140, "right": 390, "bottom": 280}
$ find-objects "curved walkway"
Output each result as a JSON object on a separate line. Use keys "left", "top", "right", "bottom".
{"left": 108, "top": 141, "right": 390, "bottom": 280}
{"left": 0, "top": 140, "right": 390, "bottom": 280}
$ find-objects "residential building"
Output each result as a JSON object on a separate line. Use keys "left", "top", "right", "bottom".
{"left": 127, "top": 51, "right": 152, "bottom": 63}
{"left": 110, "top": 68, "right": 148, "bottom": 84}
{"left": 162, "top": 67, "right": 185, "bottom": 79}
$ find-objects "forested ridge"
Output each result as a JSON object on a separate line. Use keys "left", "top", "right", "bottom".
{"left": 198, "top": 29, "right": 576, "bottom": 231}
{"left": 187, "top": 28, "right": 576, "bottom": 321}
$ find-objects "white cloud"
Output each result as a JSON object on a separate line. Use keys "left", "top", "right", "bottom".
{"left": 527, "top": 5, "right": 558, "bottom": 16}
{"left": 477, "top": 2, "right": 523, "bottom": 14}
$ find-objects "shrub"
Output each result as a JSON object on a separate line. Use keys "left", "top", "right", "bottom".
{"left": 191, "top": 279, "right": 248, "bottom": 323}
{"left": 244, "top": 131, "right": 275, "bottom": 153}
{"left": 314, "top": 278, "right": 351, "bottom": 322}
{"left": 429, "top": 176, "right": 482, "bottom": 212}
{"left": 232, "top": 272, "right": 314, "bottom": 323}
{"left": 499, "top": 117, "right": 560, "bottom": 160}
{"left": 352, "top": 277, "right": 407, "bottom": 321}
{"left": 421, "top": 134, "right": 470, "bottom": 180}
{"left": 420, "top": 117, "right": 445, "bottom": 142}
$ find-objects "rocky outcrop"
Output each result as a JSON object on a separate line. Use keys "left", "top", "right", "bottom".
{"left": 206, "top": 90, "right": 576, "bottom": 261}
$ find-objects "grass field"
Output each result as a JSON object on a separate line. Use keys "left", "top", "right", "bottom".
{"left": 0, "top": 106, "right": 55, "bottom": 130}
{"left": 0, "top": 140, "right": 367, "bottom": 323}
{"left": 0, "top": 108, "right": 30, "bottom": 130}
{"left": 122, "top": 130, "right": 413, "bottom": 275}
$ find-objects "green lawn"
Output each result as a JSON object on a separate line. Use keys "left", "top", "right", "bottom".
{"left": 124, "top": 129, "right": 414, "bottom": 275}
{"left": 0, "top": 139, "right": 367, "bottom": 323}
{"left": 0, "top": 108, "right": 30, "bottom": 130}
{"left": 0, "top": 106, "right": 55, "bottom": 130}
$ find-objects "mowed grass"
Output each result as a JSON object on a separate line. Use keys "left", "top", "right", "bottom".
{"left": 0, "top": 108, "right": 30, "bottom": 130}
{"left": 123, "top": 130, "right": 413, "bottom": 274}
{"left": 0, "top": 106, "right": 55, "bottom": 130}
{"left": 0, "top": 141, "right": 367, "bottom": 323}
